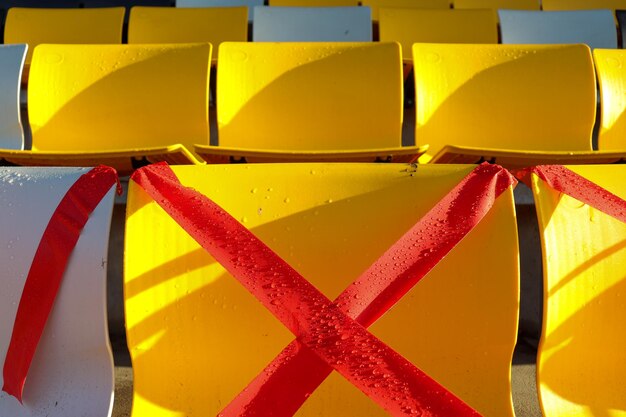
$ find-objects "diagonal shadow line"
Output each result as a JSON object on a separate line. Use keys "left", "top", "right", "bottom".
{"left": 415, "top": 46, "right": 595, "bottom": 161}
{"left": 539, "top": 273, "right": 626, "bottom": 414}
{"left": 124, "top": 247, "right": 215, "bottom": 299}
{"left": 124, "top": 165, "right": 467, "bottom": 302}
{"left": 217, "top": 43, "right": 402, "bottom": 151}
{"left": 29, "top": 45, "right": 209, "bottom": 156}
{"left": 548, "top": 238, "right": 626, "bottom": 297}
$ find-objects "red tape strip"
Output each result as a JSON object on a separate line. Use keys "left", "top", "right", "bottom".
{"left": 2, "top": 166, "right": 120, "bottom": 403}
{"left": 219, "top": 163, "right": 517, "bottom": 417}
{"left": 515, "top": 165, "right": 626, "bottom": 223}
{"left": 133, "top": 163, "right": 516, "bottom": 416}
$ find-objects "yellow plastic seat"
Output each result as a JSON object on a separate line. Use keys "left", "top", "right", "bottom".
{"left": 128, "top": 6, "right": 247, "bottom": 62}
{"left": 379, "top": 9, "right": 498, "bottom": 61}
{"left": 413, "top": 43, "right": 605, "bottom": 168}
{"left": 176, "top": 0, "right": 263, "bottom": 21}
{"left": 360, "top": 0, "right": 451, "bottom": 22}
{"left": 0, "top": 43, "right": 211, "bottom": 176}
{"left": 3, "top": 7, "right": 125, "bottom": 65}
{"left": 195, "top": 42, "right": 425, "bottom": 163}
{"left": 542, "top": 0, "right": 626, "bottom": 10}
{"left": 453, "top": 0, "right": 539, "bottom": 9}
{"left": 124, "top": 163, "right": 520, "bottom": 417}
{"left": 594, "top": 49, "right": 626, "bottom": 151}
{"left": 530, "top": 165, "right": 626, "bottom": 417}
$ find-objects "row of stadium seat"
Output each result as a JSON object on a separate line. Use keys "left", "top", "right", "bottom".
{"left": 1, "top": 41, "right": 626, "bottom": 175}
{"left": 3, "top": 6, "right": 626, "bottom": 48}
{"left": 5, "top": 0, "right": 626, "bottom": 10}
{"left": 1, "top": 162, "right": 625, "bottom": 417}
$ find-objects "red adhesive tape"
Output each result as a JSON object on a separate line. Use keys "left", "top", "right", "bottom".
{"left": 2, "top": 166, "right": 120, "bottom": 403}
{"left": 516, "top": 165, "right": 626, "bottom": 224}
{"left": 219, "top": 163, "right": 516, "bottom": 417}
{"left": 133, "top": 162, "right": 516, "bottom": 416}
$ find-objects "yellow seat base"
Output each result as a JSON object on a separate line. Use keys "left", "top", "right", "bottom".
{"left": 426, "top": 145, "right": 626, "bottom": 168}
{"left": 0, "top": 146, "right": 203, "bottom": 176}
{"left": 194, "top": 144, "right": 428, "bottom": 163}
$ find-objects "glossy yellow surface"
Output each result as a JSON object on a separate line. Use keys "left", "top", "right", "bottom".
{"left": 453, "top": 0, "right": 539, "bottom": 9}
{"left": 217, "top": 42, "right": 402, "bottom": 151}
{"left": 0, "top": 145, "right": 200, "bottom": 177}
{"left": 28, "top": 43, "right": 210, "bottom": 159}
{"left": 361, "top": 0, "right": 451, "bottom": 21}
{"left": 379, "top": 9, "right": 497, "bottom": 60}
{"left": 428, "top": 146, "right": 624, "bottom": 168}
{"left": 193, "top": 143, "right": 427, "bottom": 163}
{"left": 4, "top": 7, "right": 124, "bottom": 64}
{"left": 594, "top": 49, "right": 626, "bottom": 151}
{"left": 413, "top": 43, "right": 596, "bottom": 163}
{"left": 542, "top": 0, "right": 626, "bottom": 10}
{"left": 128, "top": 6, "right": 248, "bottom": 50}
{"left": 124, "top": 163, "right": 519, "bottom": 417}
{"left": 532, "top": 165, "right": 626, "bottom": 417}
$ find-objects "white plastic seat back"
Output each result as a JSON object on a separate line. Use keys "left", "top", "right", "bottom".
{"left": 253, "top": 6, "right": 372, "bottom": 41}
{"left": 176, "top": 0, "right": 263, "bottom": 20}
{"left": 499, "top": 9, "right": 618, "bottom": 49}
{"left": 0, "top": 44, "right": 27, "bottom": 150}
{"left": 0, "top": 167, "right": 116, "bottom": 417}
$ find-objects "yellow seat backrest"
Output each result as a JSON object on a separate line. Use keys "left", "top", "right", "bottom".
{"left": 412, "top": 43, "right": 596, "bottom": 163}
{"left": 4, "top": 7, "right": 125, "bottom": 64}
{"left": 453, "top": 0, "right": 539, "bottom": 9}
{"left": 217, "top": 42, "right": 402, "bottom": 151}
{"left": 28, "top": 43, "right": 211, "bottom": 154}
{"left": 531, "top": 165, "right": 626, "bottom": 417}
{"left": 128, "top": 6, "right": 248, "bottom": 47}
{"left": 125, "top": 163, "right": 519, "bottom": 417}
{"left": 593, "top": 49, "right": 626, "bottom": 151}
{"left": 361, "top": 0, "right": 451, "bottom": 21}
{"left": 380, "top": 9, "right": 497, "bottom": 60}
{"left": 542, "top": 0, "right": 626, "bottom": 10}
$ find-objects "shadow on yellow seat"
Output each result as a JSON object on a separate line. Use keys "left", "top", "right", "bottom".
{"left": 412, "top": 43, "right": 626, "bottom": 168}
{"left": 530, "top": 165, "right": 626, "bottom": 416}
{"left": 361, "top": 0, "right": 451, "bottom": 22}
{"left": 379, "top": 9, "right": 498, "bottom": 63}
{"left": 594, "top": 49, "right": 626, "bottom": 151}
{"left": 128, "top": 6, "right": 247, "bottom": 63}
{"left": 124, "top": 163, "right": 519, "bottom": 416}
{"left": 4, "top": 7, "right": 125, "bottom": 66}
{"left": 195, "top": 42, "right": 426, "bottom": 163}
{"left": 0, "top": 43, "right": 211, "bottom": 176}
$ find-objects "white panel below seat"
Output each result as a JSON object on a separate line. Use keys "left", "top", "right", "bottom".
{"left": 499, "top": 9, "right": 618, "bottom": 49}
{"left": 0, "top": 167, "right": 115, "bottom": 417}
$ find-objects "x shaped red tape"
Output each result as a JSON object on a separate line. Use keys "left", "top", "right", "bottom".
{"left": 132, "top": 162, "right": 516, "bottom": 417}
